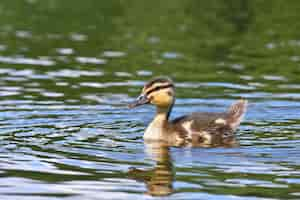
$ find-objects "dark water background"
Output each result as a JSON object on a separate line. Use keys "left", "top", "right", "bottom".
{"left": 0, "top": 1, "right": 300, "bottom": 199}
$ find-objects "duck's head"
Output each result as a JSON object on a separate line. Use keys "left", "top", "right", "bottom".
{"left": 129, "top": 77, "right": 175, "bottom": 109}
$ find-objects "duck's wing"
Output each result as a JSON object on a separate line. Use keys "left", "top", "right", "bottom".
{"left": 172, "top": 99, "right": 247, "bottom": 132}
{"left": 171, "top": 112, "right": 234, "bottom": 147}
{"left": 171, "top": 112, "right": 227, "bottom": 132}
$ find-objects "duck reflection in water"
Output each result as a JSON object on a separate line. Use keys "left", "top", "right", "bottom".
{"left": 128, "top": 142, "right": 174, "bottom": 196}
{"left": 128, "top": 140, "right": 238, "bottom": 196}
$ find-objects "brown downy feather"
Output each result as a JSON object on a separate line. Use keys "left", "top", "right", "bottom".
{"left": 226, "top": 100, "right": 248, "bottom": 131}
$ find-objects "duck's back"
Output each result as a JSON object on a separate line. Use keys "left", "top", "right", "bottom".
{"left": 172, "top": 112, "right": 226, "bottom": 129}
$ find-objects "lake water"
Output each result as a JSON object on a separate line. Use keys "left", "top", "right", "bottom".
{"left": 0, "top": 1, "right": 300, "bottom": 199}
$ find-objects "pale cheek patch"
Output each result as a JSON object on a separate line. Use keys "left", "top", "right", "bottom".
{"left": 151, "top": 89, "right": 173, "bottom": 106}
{"left": 215, "top": 118, "right": 227, "bottom": 125}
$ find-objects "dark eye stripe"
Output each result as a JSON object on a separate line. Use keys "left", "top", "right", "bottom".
{"left": 146, "top": 84, "right": 174, "bottom": 96}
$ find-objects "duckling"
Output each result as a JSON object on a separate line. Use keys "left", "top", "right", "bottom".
{"left": 129, "top": 77, "right": 247, "bottom": 147}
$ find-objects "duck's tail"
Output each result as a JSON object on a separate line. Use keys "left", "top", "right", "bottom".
{"left": 226, "top": 99, "right": 248, "bottom": 131}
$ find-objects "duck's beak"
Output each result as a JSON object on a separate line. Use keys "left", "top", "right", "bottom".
{"left": 128, "top": 94, "right": 150, "bottom": 108}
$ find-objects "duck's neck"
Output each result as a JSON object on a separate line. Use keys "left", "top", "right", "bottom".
{"left": 144, "top": 104, "right": 173, "bottom": 141}
{"left": 154, "top": 106, "right": 171, "bottom": 124}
